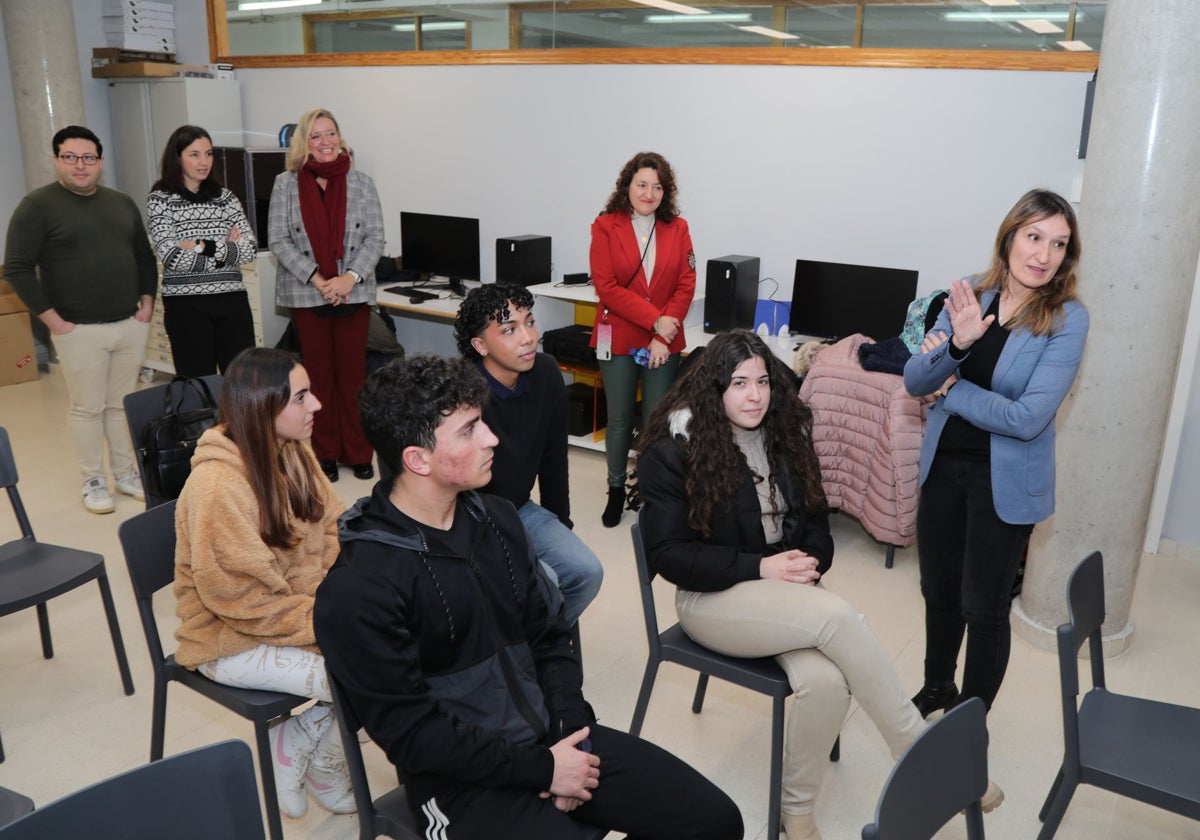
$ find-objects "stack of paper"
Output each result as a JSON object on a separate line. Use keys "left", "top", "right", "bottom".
{"left": 102, "top": 0, "right": 176, "bottom": 53}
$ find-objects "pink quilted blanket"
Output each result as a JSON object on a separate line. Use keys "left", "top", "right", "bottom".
{"left": 798, "top": 335, "right": 930, "bottom": 547}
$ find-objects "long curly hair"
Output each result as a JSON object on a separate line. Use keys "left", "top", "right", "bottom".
{"left": 634, "top": 330, "right": 826, "bottom": 537}
{"left": 974, "top": 188, "right": 1081, "bottom": 336}
{"left": 600, "top": 151, "right": 680, "bottom": 222}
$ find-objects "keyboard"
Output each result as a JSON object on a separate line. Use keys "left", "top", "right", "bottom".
{"left": 385, "top": 286, "right": 437, "bottom": 302}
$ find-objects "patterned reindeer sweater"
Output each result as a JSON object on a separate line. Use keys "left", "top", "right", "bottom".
{"left": 146, "top": 187, "right": 258, "bottom": 297}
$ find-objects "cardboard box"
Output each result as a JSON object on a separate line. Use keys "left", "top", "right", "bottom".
{"left": 0, "top": 292, "right": 38, "bottom": 387}
{"left": 92, "top": 61, "right": 208, "bottom": 79}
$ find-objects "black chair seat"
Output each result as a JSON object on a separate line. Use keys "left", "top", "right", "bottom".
{"left": 658, "top": 624, "right": 791, "bottom": 699}
{"left": 1075, "top": 690, "right": 1200, "bottom": 815}
{"left": 0, "top": 541, "right": 107, "bottom": 611}
{"left": 167, "top": 656, "right": 304, "bottom": 720}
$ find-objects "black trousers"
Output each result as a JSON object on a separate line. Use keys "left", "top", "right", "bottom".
{"left": 162, "top": 291, "right": 255, "bottom": 378}
{"left": 916, "top": 453, "right": 1033, "bottom": 710}
{"left": 412, "top": 724, "right": 743, "bottom": 840}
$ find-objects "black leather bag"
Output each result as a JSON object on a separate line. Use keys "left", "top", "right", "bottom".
{"left": 141, "top": 377, "right": 219, "bottom": 501}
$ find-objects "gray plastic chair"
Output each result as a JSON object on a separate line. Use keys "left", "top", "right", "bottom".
{"left": 862, "top": 697, "right": 988, "bottom": 840}
{"left": 118, "top": 500, "right": 306, "bottom": 840}
{"left": 0, "top": 426, "right": 135, "bottom": 763}
{"left": 328, "top": 675, "right": 422, "bottom": 840}
{"left": 0, "top": 740, "right": 263, "bottom": 839}
{"left": 1036, "top": 551, "right": 1200, "bottom": 839}
{"left": 630, "top": 512, "right": 839, "bottom": 840}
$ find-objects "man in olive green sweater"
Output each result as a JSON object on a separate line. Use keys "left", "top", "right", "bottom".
{"left": 4, "top": 125, "right": 157, "bottom": 513}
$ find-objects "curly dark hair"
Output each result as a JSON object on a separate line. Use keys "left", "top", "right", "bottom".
{"left": 600, "top": 151, "right": 680, "bottom": 222}
{"left": 634, "top": 331, "right": 826, "bottom": 537}
{"left": 454, "top": 283, "right": 535, "bottom": 360}
{"left": 359, "top": 354, "right": 490, "bottom": 477}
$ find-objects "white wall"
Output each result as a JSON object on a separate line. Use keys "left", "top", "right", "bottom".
{"left": 235, "top": 64, "right": 1089, "bottom": 301}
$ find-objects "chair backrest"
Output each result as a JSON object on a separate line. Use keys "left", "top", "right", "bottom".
{"left": 0, "top": 427, "right": 34, "bottom": 540}
{"left": 118, "top": 500, "right": 180, "bottom": 669}
{"left": 0, "top": 740, "right": 264, "bottom": 840}
{"left": 329, "top": 674, "right": 413, "bottom": 839}
{"left": 631, "top": 514, "right": 664, "bottom": 661}
{"left": 862, "top": 697, "right": 989, "bottom": 840}
{"left": 123, "top": 375, "right": 223, "bottom": 509}
{"left": 1054, "top": 551, "right": 1107, "bottom": 772}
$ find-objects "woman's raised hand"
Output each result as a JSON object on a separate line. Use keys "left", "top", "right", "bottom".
{"left": 760, "top": 550, "right": 821, "bottom": 585}
{"left": 945, "top": 278, "right": 994, "bottom": 351}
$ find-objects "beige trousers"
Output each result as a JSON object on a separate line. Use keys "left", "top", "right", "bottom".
{"left": 676, "top": 580, "right": 924, "bottom": 815}
{"left": 51, "top": 317, "right": 148, "bottom": 481}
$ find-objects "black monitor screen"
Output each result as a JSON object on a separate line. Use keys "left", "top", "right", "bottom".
{"left": 400, "top": 212, "right": 481, "bottom": 282}
{"left": 789, "top": 259, "right": 918, "bottom": 342}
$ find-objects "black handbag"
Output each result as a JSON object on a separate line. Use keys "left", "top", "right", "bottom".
{"left": 141, "top": 377, "right": 219, "bottom": 501}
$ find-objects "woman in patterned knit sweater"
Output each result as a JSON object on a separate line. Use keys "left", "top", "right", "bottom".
{"left": 147, "top": 124, "right": 258, "bottom": 377}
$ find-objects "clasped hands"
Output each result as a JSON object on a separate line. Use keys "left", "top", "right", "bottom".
{"left": 647, "top": 315, "right": 681, "bottom": 369}
{"left": 760, "top": 549, "right": 821, "bottom": 585}
{"left": 541, "top": 726, "right": 600, "bottom": 813}
{"left": 312, "top": 271, "right": 357, "bottom": 305}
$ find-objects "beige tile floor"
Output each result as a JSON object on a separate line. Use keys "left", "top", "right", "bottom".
{"left": 2, "top": 369, "right": 1200, "bottom": 839}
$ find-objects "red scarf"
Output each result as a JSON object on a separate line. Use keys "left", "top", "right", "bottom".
{"left": 298, "top": 153, "right": 351, "bottom": 279}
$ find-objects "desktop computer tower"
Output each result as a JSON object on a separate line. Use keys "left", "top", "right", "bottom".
{"left": 704, "top": 255, "right": 760, "bottom": 333}
{"left": 496, "top": 235, "right": 552, "bottom": 287}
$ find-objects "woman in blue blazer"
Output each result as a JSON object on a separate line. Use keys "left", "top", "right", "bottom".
{"left": 904, "top": 189, "right": 1088, "bottom": 719}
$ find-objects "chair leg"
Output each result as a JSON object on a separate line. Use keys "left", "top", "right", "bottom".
{"left": 885, "top": 545, "right": 896, "bottom": 569}
{"left": 570, "top": 622, "right": 584, "bottom": 671}
{"left": 255, "top": 719, "right": 286, "bottom": 840}
{"left": 36, "top": 602, "right": 53, "bottom": 659}
{"left": 150, "top": 679, "right": 168, "bottom": 761}
{"left": 1038, "top": 766, "right": 1064, "bottom": 821}
{"left": 1035, "top": 769, "right": 1077, "bottom": 840}
{"left": 767, "top": 695, "right": 785, "bottom": 840}
{"left": 629, "top": 658, "right": 661, "bottom": 737}
{"left": 96, "top": 574, "right": 135, "bottom": 695}
{"left": 829, "top": 735, "right": 840, "bottom": 763}
{"left": 1, "top": 722, "right": 5, "bottom": 763}
{"left": 691, "top": 673, "right": 710, "bottom": 714}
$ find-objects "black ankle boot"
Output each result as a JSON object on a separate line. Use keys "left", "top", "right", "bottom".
{"left": 319, "top": 459, "right": 339, "bottom": 482}
{"left": 602, "top": 486, "right": 625, "bottom": 528}
{"left": 911, "top": 682, "right": 959, "bottom": 718}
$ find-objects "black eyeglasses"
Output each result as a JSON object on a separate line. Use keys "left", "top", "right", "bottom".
{"left": 59, "top": 153, "right": 100, "bottom": 165}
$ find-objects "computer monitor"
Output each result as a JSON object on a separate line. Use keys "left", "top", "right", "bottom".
{"left": 788, "top": 259, "right": 918, "bottom": 342}
{"left": 399, "top": 212, "right": 481, "bottom": 292}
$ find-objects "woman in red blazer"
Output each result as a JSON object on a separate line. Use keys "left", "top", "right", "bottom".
{"left": 590, "top": 151, "right": 696, "bottom": 527}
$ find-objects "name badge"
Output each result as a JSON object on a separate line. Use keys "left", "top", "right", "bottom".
{"left": 595, "top": 323, "right": 613, "bottom": 361}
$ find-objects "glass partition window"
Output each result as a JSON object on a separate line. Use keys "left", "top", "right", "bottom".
{"left": 220, "top": 0, "right": 1106, "bottom": 58}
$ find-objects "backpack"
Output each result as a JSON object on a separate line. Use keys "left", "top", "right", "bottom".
{"left": 141, "top": 377, "right": 219, "bottom": 501}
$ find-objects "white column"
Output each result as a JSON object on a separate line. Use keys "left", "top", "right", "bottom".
{"left": 1014, "top": 0, "right": 1200, "bottom": 652}
{"left": 2, "top": 0, "right": 86, "bottom": 190}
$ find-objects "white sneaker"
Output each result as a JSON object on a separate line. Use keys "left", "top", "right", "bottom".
{"left": 270, "top": 717, "right": 317, "bottom": 819}
{"left": 306, "top": 713, "right": 357, "bottom": 815}
{"left": 82, "top": 477, "right": 115, "bottom": 514}
{"left": 113, "top": 470, "right": 145, "bottom": 501}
